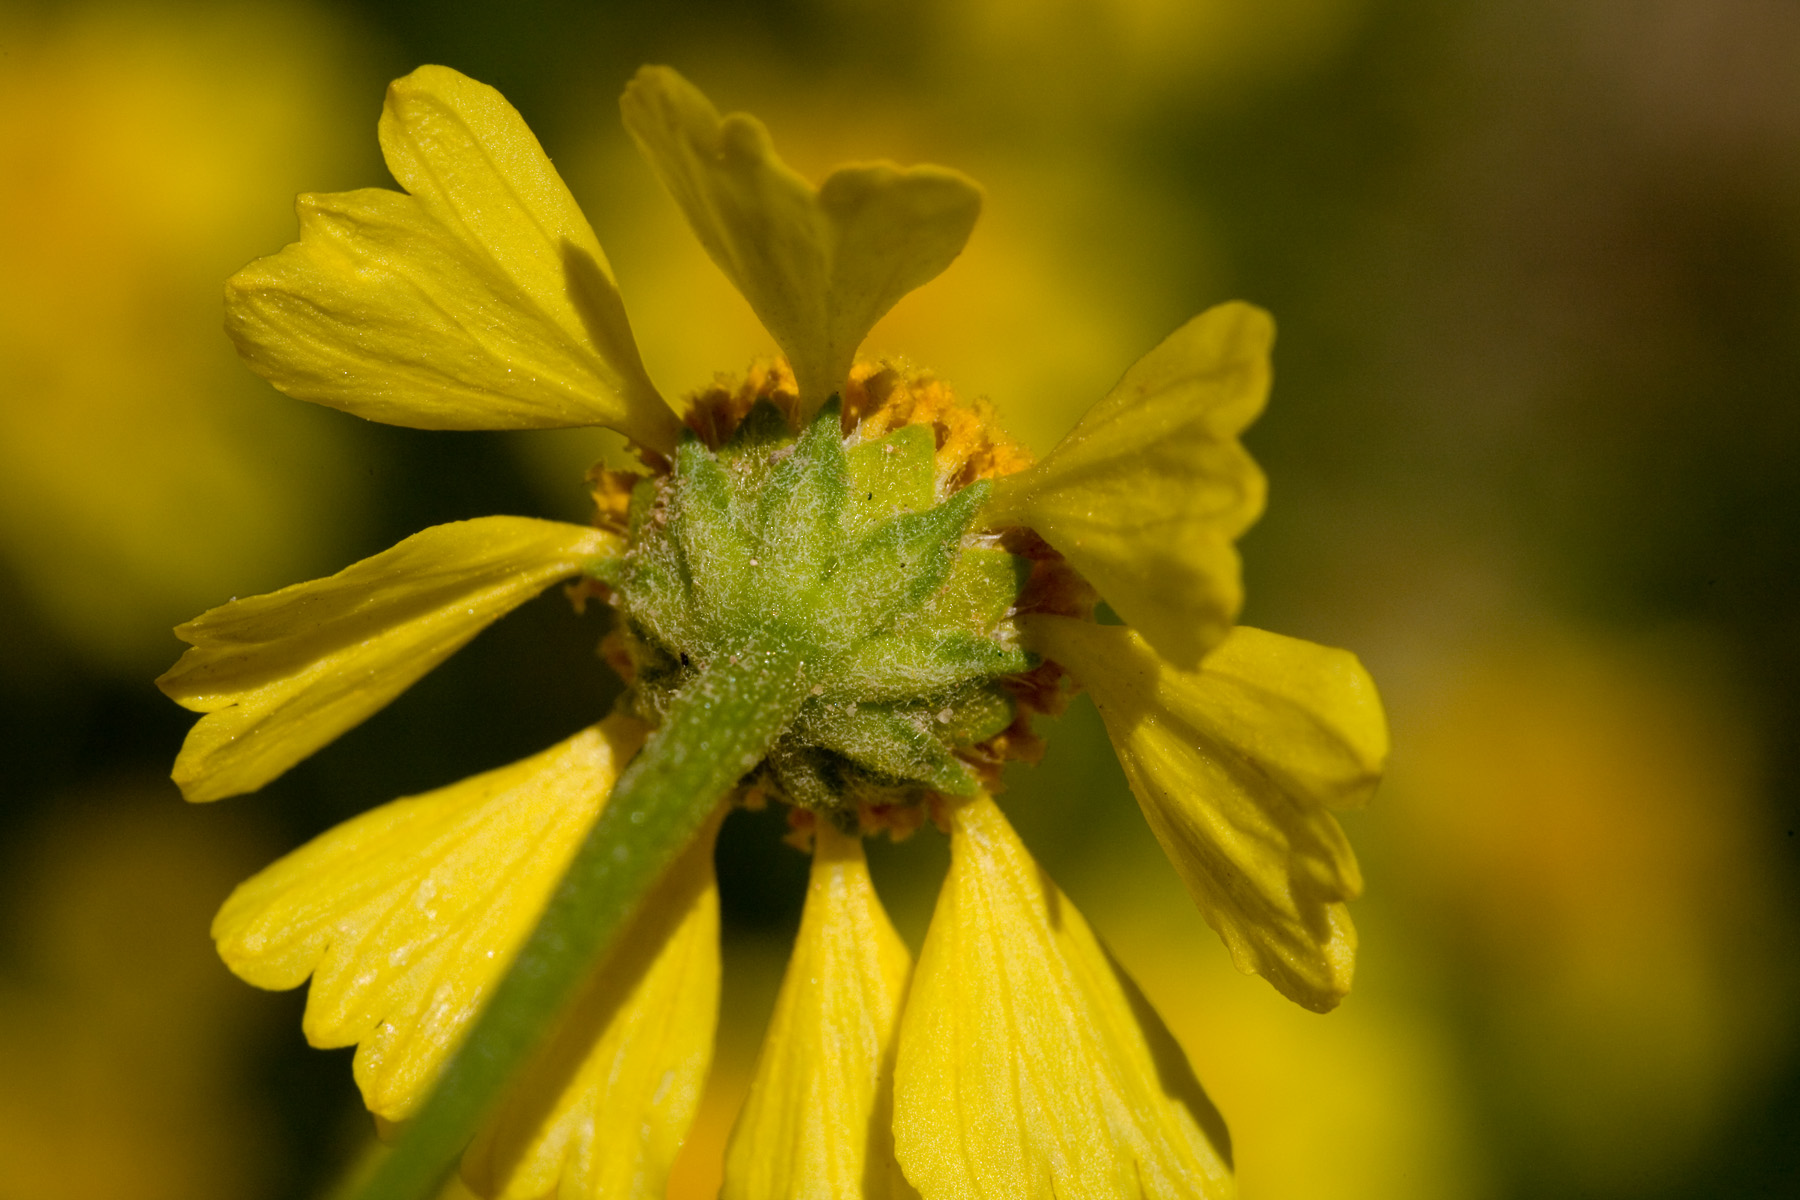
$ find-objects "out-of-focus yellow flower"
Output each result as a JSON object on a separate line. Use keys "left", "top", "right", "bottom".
{"left": 923, "top": 0, "right": 1372, "bottom": 124}
{"left": 0, "top": 789, "right": 275, "bottom": 1200}
{"left": 1391, "top": 630, "right": 1797, "bottom": 1190}
{"left": 0, "top": 1, "right": 369, "bottom": 672}
{"left": 166, "top": 62, "right": 1386, "bottom": 1198}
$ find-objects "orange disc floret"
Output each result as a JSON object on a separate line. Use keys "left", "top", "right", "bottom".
{"left": 665, "top": 356, "right": 1035, "bottom": 491}
{"left": 842, "top": 361, "right": 1035, "bottom": 490}
{"left": 681, "top": 359, "right": 801, "bottom": 448}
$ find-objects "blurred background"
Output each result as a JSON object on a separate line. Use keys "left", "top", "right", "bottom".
{"left": 2, "top": 0, "right": 1797, "bottom": 1197}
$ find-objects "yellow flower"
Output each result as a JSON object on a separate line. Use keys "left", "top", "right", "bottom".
{"left": 163, "top": 62, "right": 1387, "bottom": 1199}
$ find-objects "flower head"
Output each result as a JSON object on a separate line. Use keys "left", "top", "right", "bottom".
{"left": 161, "top": 63, "right": 1387, "bottom": 1200}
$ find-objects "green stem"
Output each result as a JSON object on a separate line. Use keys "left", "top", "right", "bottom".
{"left": 350, "top": 640, "right": 812, "bottom": 1200}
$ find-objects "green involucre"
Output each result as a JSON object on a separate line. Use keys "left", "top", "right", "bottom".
{"left": 609, "top": 398, "right": 1034, "bottom": 812}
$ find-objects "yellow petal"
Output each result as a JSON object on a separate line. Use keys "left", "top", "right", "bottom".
{"left": 983, "top": 303, "right": 1271, "bottom": 668}
{"left": 722, "top": 822, "right": 915, "bottom": 1200}
{"left": 1025, "top": 616, "right": 1387, "bottom": 1011}
{"left": 460, "top": 809, "right": 723, "bottom": 1200}
{"left": 620, "top": 66, "right": 982, "bottom": 414}
{"left": 226, "top": 65, "right": 680, "bottom": 452}
{"left": 894, "top": 794, "right": 1235, "bottom": 1200}
{"left": 211, "top": 716, "right": 647, "bottom": 1121}
{"left": 159, "top": 516, "right": 618, "bottom": 802}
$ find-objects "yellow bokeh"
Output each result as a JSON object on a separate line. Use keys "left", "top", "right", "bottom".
{"left": 0, "top": 784, "right": 276, "bottom": 1200}
{"left": 929, "top": 0, "right": 1373, "bottom": 119}
{"left": 1082, "top": 841, "right": 1486, "bottom": 1200}
{"left": 1387, "top": 626, "right": 1797, "bottom": 1190}
{"left": 0, "top": 1, "right": 371, "bottom": 672}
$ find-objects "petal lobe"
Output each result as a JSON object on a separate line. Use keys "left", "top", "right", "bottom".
{"left": 723, "top": 822, "right": 915, "bottom": 1200}
{"left": 1026, "top": 616, "right": 1386, "bottom": 1010}
{"left": 159, "top": 516, "right": 618, "bottom": 801}
{"left": 894, "top": 794, "right": 1234, "bottom": 1200}
{"left": 211, "top": 717, "right": 646, "bottom": 1121}
{"left": 620, "top": 65, "right": 981, "bottom": 414}
{"left": 985, "top": 303, "right": 1272, "bottom": 668}
{"left": 227, "top": 65, "right": 678, "bottom": 449}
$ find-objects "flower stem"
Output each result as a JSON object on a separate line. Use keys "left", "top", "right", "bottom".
{"left": 350, "top": 641, "right": 813, "bottom": 1200}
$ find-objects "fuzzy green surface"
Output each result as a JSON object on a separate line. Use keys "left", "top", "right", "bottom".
{"left": 608, "top": 398, "right": 1034, "bottom": 814}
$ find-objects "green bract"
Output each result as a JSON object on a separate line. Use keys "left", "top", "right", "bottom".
{"left": 604, "top": 399, "right": 1034, "bottom": 817}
